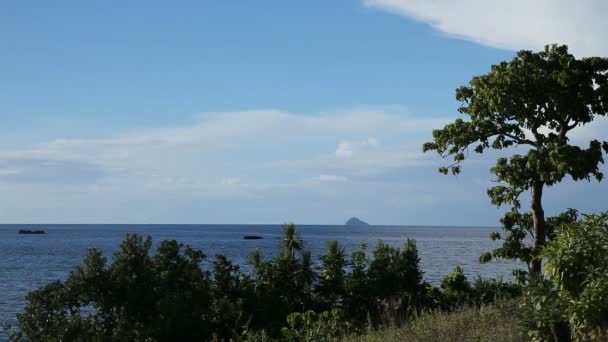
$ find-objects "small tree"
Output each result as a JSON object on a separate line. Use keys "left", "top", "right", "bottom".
{"left": 316, "top": 240, "right": 347, "bottom": 309}
{"left": 423, "top": 44, "right": 608, "bottom": 274}
{"left": 15, "top": 234, "right": 215, "bottom": 341}
{"left": 281, "top": 222, "right": 304, "bottom": 260}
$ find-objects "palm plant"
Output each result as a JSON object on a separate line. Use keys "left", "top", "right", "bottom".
{"left": 321, "top": 240, "right": 346, "bottom": 278}
{"left": 299, "top": 251, "right": 317, "bottom": 286}
{"left": 247, "top": 249, "right": 265, "bottom": 281}
{"left": 317, "top": 240, "right": 347, "bottom": 308}
{"left": 281, "top": 223, "right": 304, "bottom": 260}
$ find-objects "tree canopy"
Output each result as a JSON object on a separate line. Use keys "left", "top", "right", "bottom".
{"left": 423, "top": 44, "right": 608, "bottom": 274}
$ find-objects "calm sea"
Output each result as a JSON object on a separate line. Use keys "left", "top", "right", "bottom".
{"left": 0, "top": 224, "right": 520, "bottom": 327}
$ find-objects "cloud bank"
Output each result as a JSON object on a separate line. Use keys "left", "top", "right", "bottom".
{"left": 1, "top": 108, "right": 606, "bottom": 224}
{"left": 365, "top": 0, "right": 608, "bottom": 57}
{"left": 0, "top": 109, "right": 472, "bottom": 224}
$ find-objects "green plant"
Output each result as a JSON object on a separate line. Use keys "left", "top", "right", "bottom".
{"left": 280, "top": 309, "right": 350, "bottom": 341}
{"left": 245, "top": 224, "right": 317, "bottom": 335}
{"left": 439, "top": 266, "right": 521, "bottom": 309}
{"left": 440, "top": 266, "right": 473, "bottom": 307}
{"left": 316, "top": 240, "right": 347, "bottom": 310}
{"left": 424, "top": 44, "right": 608, "bottom": 274}
{"left": 366, "top": 240, "right": 426, "bottom": 325}
{"left": 342, "top": 243, "right": 372, "bottom": 327}
{"left": 522, "top": 213, "right": 608, "bottom": 341}
{"left": 15, "top": 234, "right": 216, "bottom": 341}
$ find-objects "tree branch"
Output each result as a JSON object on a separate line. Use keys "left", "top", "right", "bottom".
{"left": 502, "top": 133, "right": 538, "bottom": 147}
{"left": 567, "top": 120, "right": 579, "bottom": 130}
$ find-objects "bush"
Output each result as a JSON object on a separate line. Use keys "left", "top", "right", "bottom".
{"left": 14, "top": 235, "right": 216, "bottom": 341}
{"left": 439, "top": 265, "right": 521, "bottom": 309}
{"left": 280, "top": 309, "right": 351, "bottom": 341}
{"left": 522, "top": 212, "right": 608, "bottom": 341}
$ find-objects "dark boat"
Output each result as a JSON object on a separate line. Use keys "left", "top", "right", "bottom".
{"left": 18, "top": 229, "right": 47, "bottom": 235}
{"left": 243, "top": 235, "right": 263, "bottom": 240}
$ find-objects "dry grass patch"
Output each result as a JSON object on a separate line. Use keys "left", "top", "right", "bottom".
{"left": 345, "top": 300, "right": 523, "bottom": 342}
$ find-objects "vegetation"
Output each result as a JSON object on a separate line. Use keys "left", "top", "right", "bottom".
{"left": 520, "top": 213, "right": 608, "bottom": 341}
{"left": 344, "top": 300, "right": 523, "bottom": 342}
{"left": 419, "top": 44, "right": 608, "bottom": 340}
{"left": 423, "top": 44, "right": 608, "bottom": 275}
{"left": 5, "top": 225, "right": 518, "bottom": 341}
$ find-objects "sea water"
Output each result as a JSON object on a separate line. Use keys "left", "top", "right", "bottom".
{"left": 0, "top": 224, "right": 520, "bottom": 327}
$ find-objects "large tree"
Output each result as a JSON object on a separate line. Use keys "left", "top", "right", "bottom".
{"left": 423, "top": 45, "right": 608, "bottom": 274}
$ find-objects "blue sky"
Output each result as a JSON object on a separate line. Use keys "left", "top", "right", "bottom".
{"left": 1, "top": 0, "right": 607, "bottom": 224}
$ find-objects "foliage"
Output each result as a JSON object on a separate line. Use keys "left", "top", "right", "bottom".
{"left": 244, "top": 229, "right": 316, "bottom": 334}
{"left": 341, "top": 242, "right": 373, "bottom": 326}
{"left": 280, "top": 309, "right": 350, "bottom": 342}
{"left": 440, "top": 266, "right": 473, "bottom": 307}
{"left": 470, "top": 275, "right": 522, "bottom": 306}
{"left": 12, "top": 225, "right": 520, "bottom": 341}
{"left": 520, "top": 276, "right": 569, "bottom": 342}
{"left": 280, "top": 223, "right": 304, "bottom": 260}
{"left": 423, "top": 44, "right": 608, "bottom": 274}
{"left": 14, "top": 235, "right": 216, "bottom": 341}
{"left": 366, "top": 240, "right": 426, "bottom": 324}
{"left": 315, "top": 240, "right": 346, "bottom": 310}
{"left": 522, "top": 213, "right": 608, "bottom": 341}
{"left": 439, "top": 265, "right": 521, "bottom": 309}
{"left": 211, "top": 254, "right": 255, "bottom": 339}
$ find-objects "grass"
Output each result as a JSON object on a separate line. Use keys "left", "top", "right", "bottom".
{"left": 344, "top": 300, "right": 524, "bottom": 342}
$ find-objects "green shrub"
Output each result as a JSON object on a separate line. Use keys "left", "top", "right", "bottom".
{"left": 315, "top": 241, "right": 347, "bottom": 311}
{"left": 12, "top": 235, "right": 216, "bottom": 341}
{"left": 522, "top": 212, "right": 608, "bottom": 341}
{"left": 280, "top": 309, "right": 351, "bottom": 341}
{"left": 439, "top": 266, "right": 521, "bottom": 309}
{"left": 440, "top": 265, "right": 473, "bottom": 307}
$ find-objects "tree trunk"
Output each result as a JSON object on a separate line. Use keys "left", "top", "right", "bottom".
{"left": 530, "top": 182, "right": 546, "bottom": 273}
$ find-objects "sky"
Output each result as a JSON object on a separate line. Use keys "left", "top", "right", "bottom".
{"left": 1, "top": 0, "right": 607, "bottom": 225}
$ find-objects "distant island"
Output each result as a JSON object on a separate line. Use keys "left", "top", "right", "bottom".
{"left": 345, "top": 217, "right": 369, "bottom": 226}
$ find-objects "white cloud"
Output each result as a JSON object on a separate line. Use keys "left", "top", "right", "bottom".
{"left": 221, "top": 177, "right": 241, "bottom": 186}
{"left": 364, "top": 0, "right": 608, "bottom": 57}
{"left": 335, "top": 138, "right": 380, "bottom": 158}
{"left": 265, "top": 139, "right": 429, "bottom": 178}
{"left": 319, "top": 174, "right": 348, "bottom": 182}
{"left": 335, "top": 142, "right": 354, "bottom": 158}
{"left": 2, "top": 108, "right": 606, "bottom": 223}
{"left": 0, "top": 108, "right": 474, "bottom": 223}
{"left": 365, "top": 137, "right": 379, "bottom": 147}
{"left": 0, "top": 109, "right": 448, "bottom": 191}
{"left": 0, "top": 168, "right": 20, "bottom": 176}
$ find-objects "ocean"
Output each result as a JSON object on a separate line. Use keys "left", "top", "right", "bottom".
{"left": 0, "top": 224, "right": 520, "bottom": 327}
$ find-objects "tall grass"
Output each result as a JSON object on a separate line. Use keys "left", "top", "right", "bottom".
{"left": 344, "top": 300, "right": 523, "bottom": 342}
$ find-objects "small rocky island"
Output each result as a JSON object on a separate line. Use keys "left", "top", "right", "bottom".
{"left": 345, "top": 217, "right": 369, "bottom": 226}
{"left": 18, "top": 229, "right": 47, "bottom": 235}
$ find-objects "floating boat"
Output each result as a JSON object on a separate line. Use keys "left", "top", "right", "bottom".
{"left": 243, "top": 235, "right": 263, "bottom": 240}
{"left": 18, "top": 229, "right": 47, "bottom": 235}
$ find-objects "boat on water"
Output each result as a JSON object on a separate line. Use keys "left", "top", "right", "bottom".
{"left": 18, "top": 229, "right": 47, "bottom": 234}
{"left": 243, "top": 235, "right": 263, "bottom": 240}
